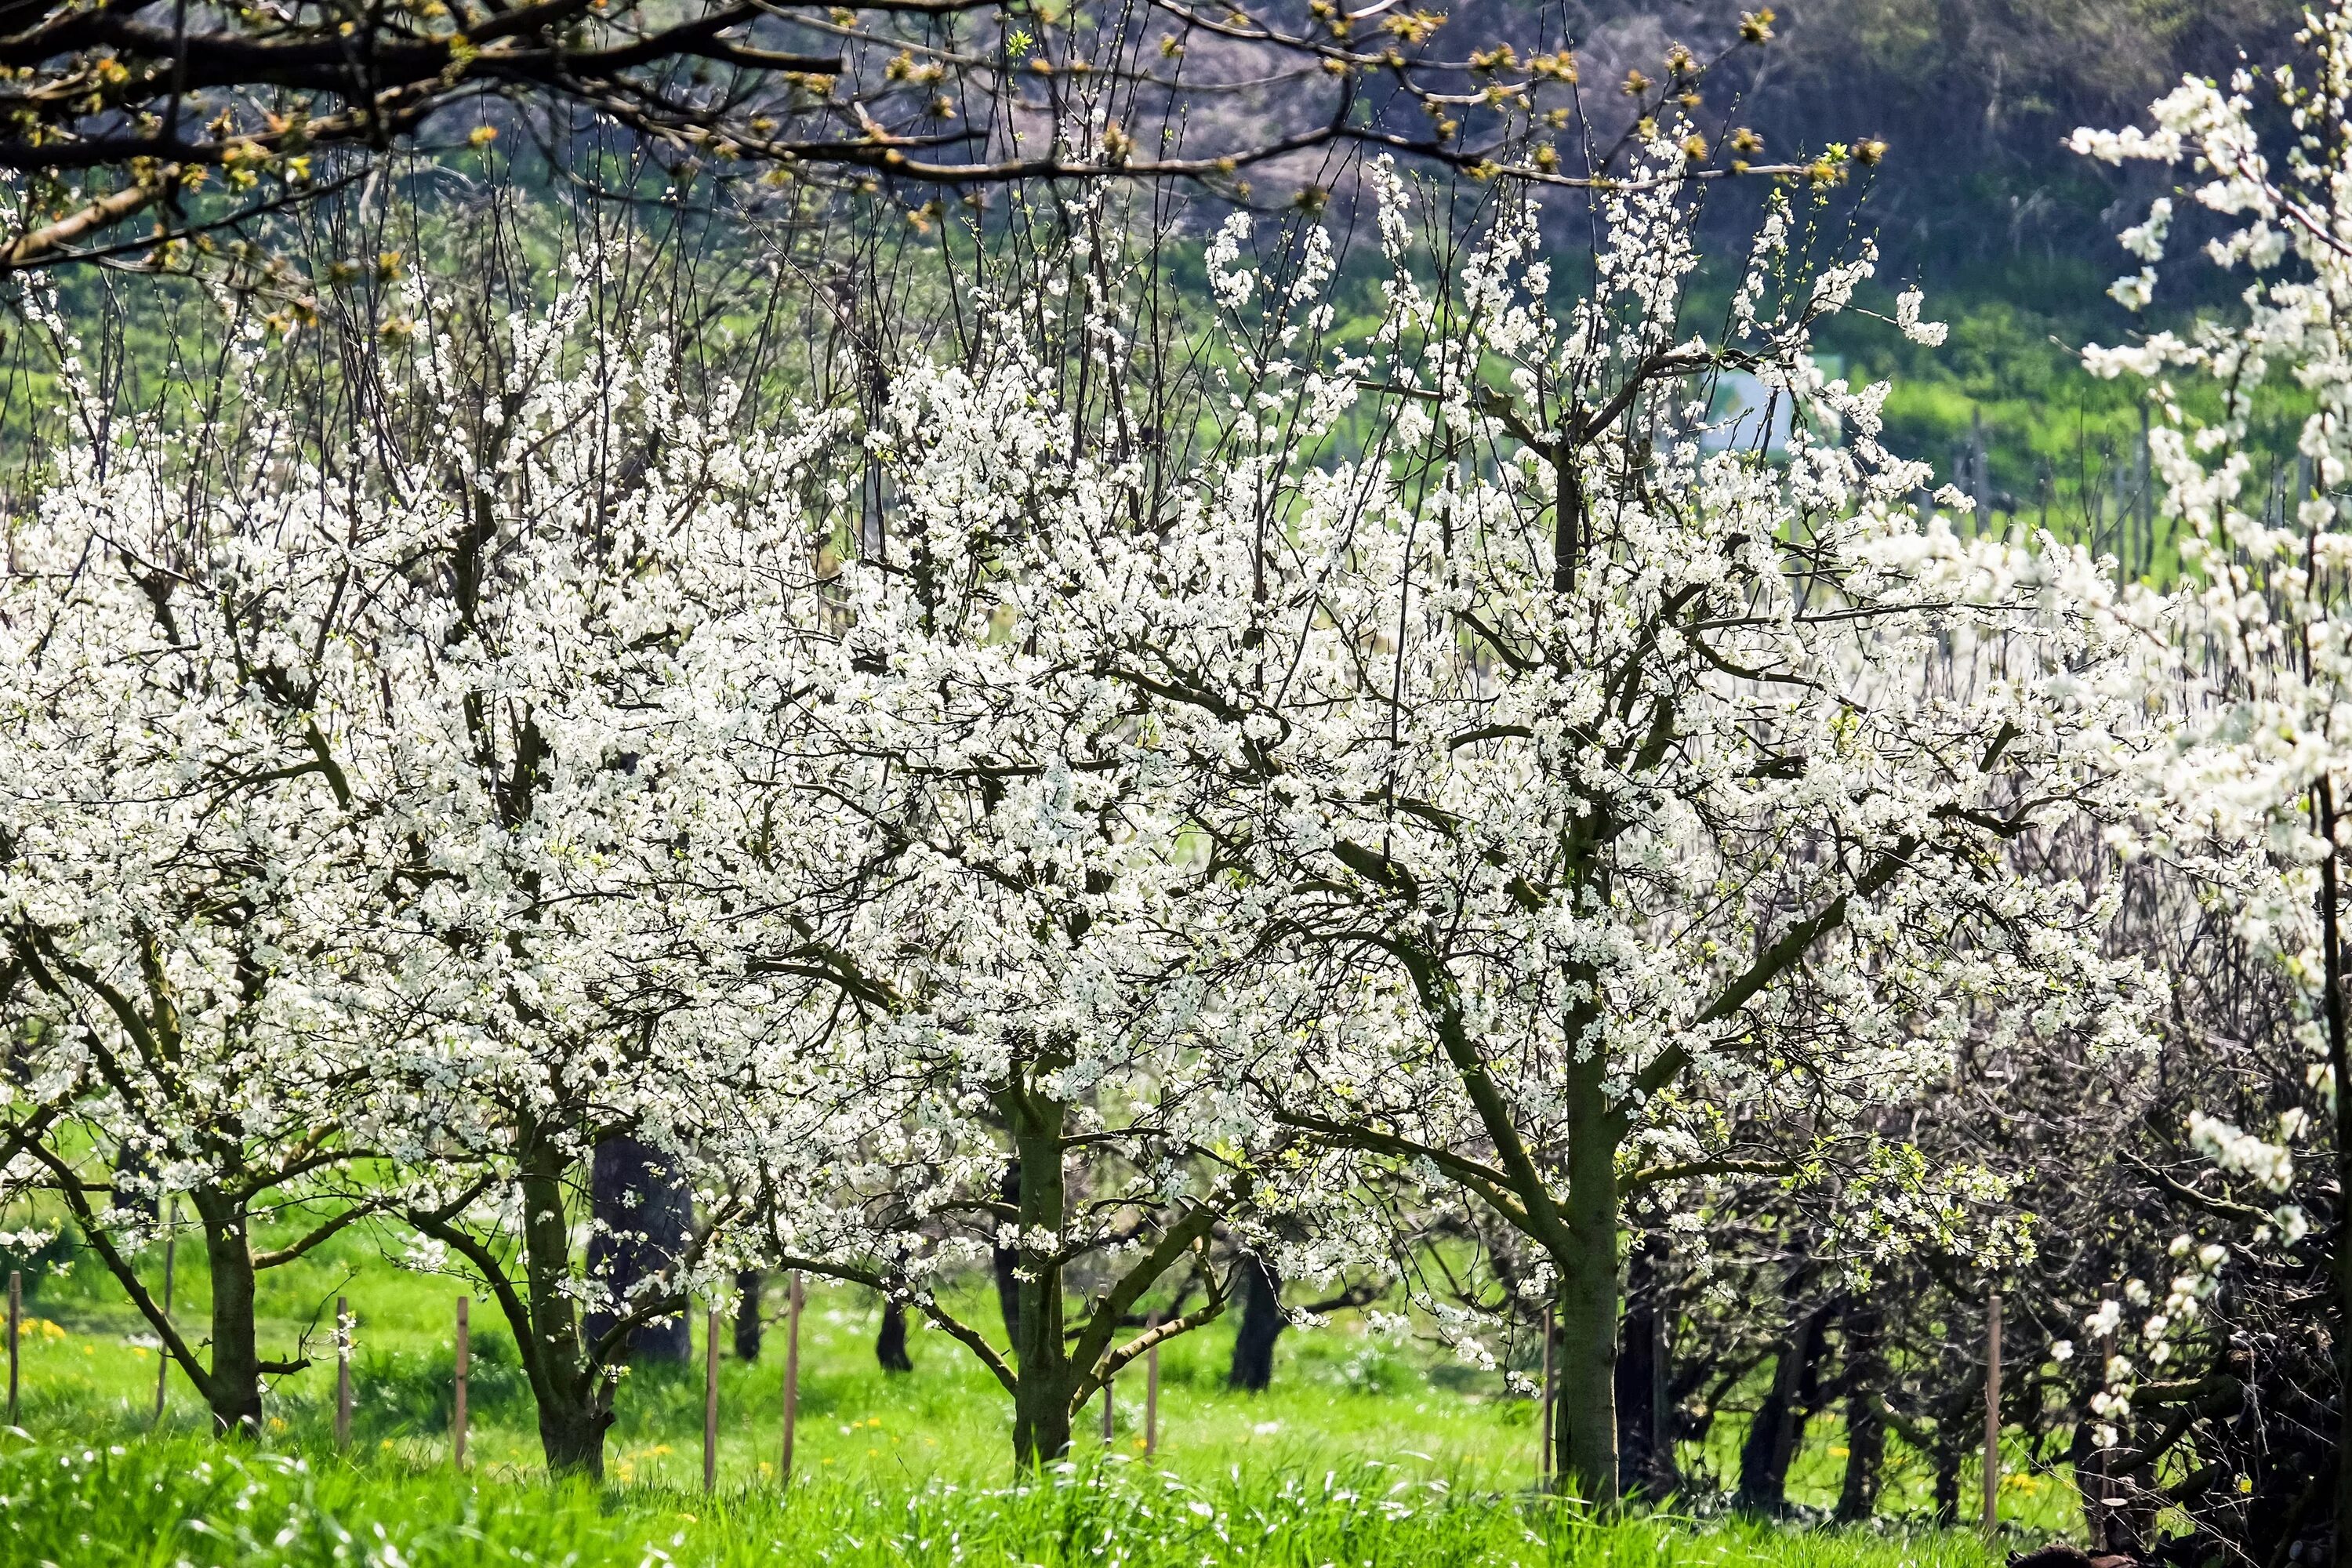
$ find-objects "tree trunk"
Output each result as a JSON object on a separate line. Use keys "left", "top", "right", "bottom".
{"left": 734, "top": 1270, "right": 764, "bottom": 1361}
{"left": 514, "top": 1135, "right": 612, "bottom": 1479}
{"left": 1615, "top": 1236, "right": 1674, "bottom": 1501}
{"left": 1835, "top": 1304, "right": 1887, "bottom": 1523}
{"left": 199, "top": 1205, "right": 263, "bottom": 1436}
{"left": 877, "top": 1298, "right": 913, "bottom": 1373}
{"left": 110, "top": 1143, "right": 158, "bottom": 1225}
{"left": 1737, "top": 1301, "right": 1828, "bottom": 1515}
{"left": 1227, "top": 1255, "right": 1283, "bottom": 1392}
{"left": 993, "top": 1158, "right": 1023, "bottom": 1352}
{"left": 585, "top": 1135, "right": 691, "bottom": 1364}
{"left": 1004, "top": 1094, "right": 1076, "bottom": 1467}
{"left": 1933, "top": 1428, "right": 1962, "bottom": 1524}
{"left": 1552, "top": 1062, "right": 1621, "bottom": 1506}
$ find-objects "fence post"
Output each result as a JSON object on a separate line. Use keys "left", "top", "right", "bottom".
{"left": 1145, "top": 1318, "right": 1160, "bottom": 1458}
{"left": 779, "top": 1271, "right": 802, "bottom": 1486}
{"left": 453, "top": 1294, "right": 470, "bottom": 1472}
{"left": 705, "top": 1303, "right": 721, "bottom": 1494}
{"left": 1984, "top": 1290, "right": 2002, "bottom": 1532}
{"left": 6, "top": 1269, "right": 19, "bottom": 1427}
{"left": 154, "top": 1199, "right": 177, "bottom": 1425}
{"left": 335, "top": 1296, "right": 353, "bottom": 1451}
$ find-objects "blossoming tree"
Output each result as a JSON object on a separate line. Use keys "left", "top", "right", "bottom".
{"left": 0, "top": 314, "right": 397, "bottom": 1435}
{"left": 714, "top": 266, "right": 1375, "bottom": 1463}
{"left": 2068, "top": 7, "right": 2352, "bottom": 1541}
{"left": 332, "top": 257, "right": 869, "bottom": 1478}
{"left": 1089, "top": 157, "right": 2165, "bottom": 1502}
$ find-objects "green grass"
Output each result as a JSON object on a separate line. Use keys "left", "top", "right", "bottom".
{"left": 0, "top": 1434, "right": 2023, "bottom": 1568}
{"left": 5, "top": 1221, "right": 2078, "bottom": 1524}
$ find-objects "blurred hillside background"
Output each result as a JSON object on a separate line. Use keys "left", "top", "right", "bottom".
{"left": 1603, "top": 0, "right": 2303, "bottom": 550}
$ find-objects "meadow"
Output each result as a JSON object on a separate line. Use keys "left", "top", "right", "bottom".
{"left": 0, "top": 1220, "right": 2084, "bottom": 1567}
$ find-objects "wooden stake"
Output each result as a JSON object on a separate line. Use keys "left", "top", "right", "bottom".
{"left": 1984, "top": 1290, "right": 2003, "bottom": 1532}
{"left": 154, "top": 1200, "right": 176, "bottom": 1425}
{"left": 1145, "top": 1320, "right": 1160, "bottom": 1459}
{"left": 5, "top": 1269, "right": 19, "bottom": 1428}
{"left": 1102, "top": 1364, "right": 1115, "bottom": 1443}
{"left": 334, "top": 1295, "right": 353, "bottom": 1451}
{"left": 779, "top": 1271, "right": 802, "bottom": 1485}
{"left": 453, "top": 1294, "right": 470, "bottom": 1472}
{"left": 705, "top": 1304, "right": 721, "bottom": 1494}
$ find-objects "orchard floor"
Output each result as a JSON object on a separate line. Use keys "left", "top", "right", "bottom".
{"left": 0, "top": 1233, "right": 2085, "bottom": 1563}
{"left": 0, "top": 1439, "right": 2034, "bottom": 1568}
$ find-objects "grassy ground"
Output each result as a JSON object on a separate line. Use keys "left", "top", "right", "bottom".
{"left": 0, "top": 1435, "right": 2030, "bottom": 1568}
{"left": 4, "top": 1213, "right": 2098, "bottom": 1542}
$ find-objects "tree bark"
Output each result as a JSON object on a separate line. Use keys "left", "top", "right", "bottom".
{"left": 734, "top": 1270, "right": 764, "bottom": 1361}
{"left": 993, "top": 1158, "right": 1023, "bottom": 1352}
{"left": 1737, "top": 1301, "right": 1828, "bottom": 1515}
{"left": 1615, "top": 1237, "right": 1675, "bottom": 1501}
{"left": 512, "top": 1133, "right": 614, "bottom": 1479}
{"left": 877, "top": 1298, "right": 913, "bottom": 1373}
{"left": 586, "top": 1135, "right": 691, "bottom": 1364}
{"left": 198, "top": 1203, "right": 263, "bottom": 1436}
{"left": 1005, "top": 1098, "right": 1073, "bottom": 1467}
{"left": 1933, "top": 1425, "right": 1963, "bottom": 1525}
{"left": 1227, "top": 1255, "right": 1283, "bottom": 1392}
{"left": 1835, "top": 1304, "right": 1887, "bottom": 1523}
{"left": 1552, "top": 1056, "right": 1621, "bottom": 1506}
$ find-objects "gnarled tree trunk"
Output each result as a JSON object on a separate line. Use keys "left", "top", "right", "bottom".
{"left": 1737, "top": 1300, "right": 1828, "bottom": 1515}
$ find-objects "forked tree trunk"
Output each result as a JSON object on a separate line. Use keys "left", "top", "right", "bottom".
{"left": 1737, "top": 1302, "right": 1827, "bottom": 1515}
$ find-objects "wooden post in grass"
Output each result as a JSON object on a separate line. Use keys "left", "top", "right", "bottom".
{"left": 334, "top": 1296, "right": 353, "bottom": 1451}
{"left": 1145, "top": 1316, "right": 1160, "bottom": 1458}
{"left": 779, "top": 1270, "right": 802, "bottom": 1485}
{"left": 1984, "top": 1290, "right": 2003, "bottom": 1532}
{"left": 1102, "top": 1363, "right": 1115, "bottom": 1443}
{"left": 6, "top": 1269, "right": 18, "bottom": 1427}
{"left": 705, "top": 1303, "right": 721, "bottom": 1494}
{"left": 153, "top": 1200, "right": 178, "bottom": 1425}
{"left": 453, "top": 1294, "right": 470, "bottom": 1472}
